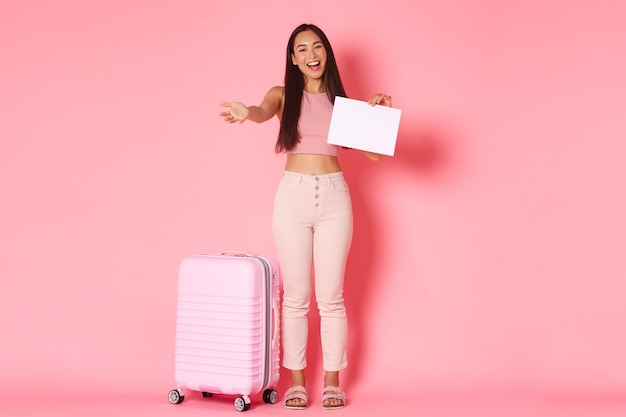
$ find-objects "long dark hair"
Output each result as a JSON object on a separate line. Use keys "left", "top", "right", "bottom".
{"left": 275, "top": 24, "right": 347, "bottom": 153}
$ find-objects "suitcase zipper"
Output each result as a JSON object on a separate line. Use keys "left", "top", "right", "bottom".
{"left": 256, "top": 256, "right": 273, "bottom": 391}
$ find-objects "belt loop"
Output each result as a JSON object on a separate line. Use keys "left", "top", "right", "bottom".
{"left": 298, "top": 174, "right": 302, "bottom": 184}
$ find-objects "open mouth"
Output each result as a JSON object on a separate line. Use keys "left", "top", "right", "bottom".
{"left": 307, "top": 61, "right": 321, "bottom": 69}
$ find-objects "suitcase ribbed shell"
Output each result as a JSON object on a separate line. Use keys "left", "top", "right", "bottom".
{"left": 173, "top": 254, "right": 280, "bottom": 399}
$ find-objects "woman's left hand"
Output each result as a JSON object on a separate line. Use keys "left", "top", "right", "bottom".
{"left": 368, "top": 93, "right": 392, "bottom": 107}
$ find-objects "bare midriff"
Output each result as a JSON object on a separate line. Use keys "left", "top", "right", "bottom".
{"left": 284, "top": 153, "right": 342, "bottom": 175}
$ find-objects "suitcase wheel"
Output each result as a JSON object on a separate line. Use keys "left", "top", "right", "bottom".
{"left": 234, "top": 396, "right": 251, "bottom": 412}
{"left": 262, "top": 389, "right": 279, "bottom": 404}
{"left": 168, "top": 389, "right": 184, "bottom": 405}
{"left": 202, "top": 392, "right": 214, "bottom": 398}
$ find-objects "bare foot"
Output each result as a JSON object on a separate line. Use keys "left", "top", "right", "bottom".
{"left": 323, "top": 371, "right": 345, "bottom": 409}
{"left": 285, "top": 370, "right": 307, "bottom": 409}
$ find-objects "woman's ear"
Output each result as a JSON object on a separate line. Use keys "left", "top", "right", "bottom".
{"left": 291, "top": 53, "right": 297, "bottom": 65}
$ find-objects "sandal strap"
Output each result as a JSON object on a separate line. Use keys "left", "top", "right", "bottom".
{"left": 285, "top": 385, "right": 308, "bottom": 401}
{"left": 322, "top": 386, "right": 345, "bottom": 402}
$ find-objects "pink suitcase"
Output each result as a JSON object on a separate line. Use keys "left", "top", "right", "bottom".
{"left": 168, "top": 253, "right": 281, "bottom": 412}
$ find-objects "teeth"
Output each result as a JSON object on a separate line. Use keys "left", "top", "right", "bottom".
{"left": 307, "top": 62, "right": 320, "bottom": 66}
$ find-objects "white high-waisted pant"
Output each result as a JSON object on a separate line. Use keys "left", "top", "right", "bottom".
{"left": 272, "top": 171, "right": 353, "bottom": 372}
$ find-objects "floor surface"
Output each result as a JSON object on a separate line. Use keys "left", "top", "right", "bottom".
{"left": 2, "top": 389, "right": 626, "bottom": 417}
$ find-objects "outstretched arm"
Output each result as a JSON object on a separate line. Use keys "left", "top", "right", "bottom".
{"left": 219, "top": 86, "right": 284, "bottom": 124}
{"left": 362, "top": 93, "right": 393, "bottom": 161}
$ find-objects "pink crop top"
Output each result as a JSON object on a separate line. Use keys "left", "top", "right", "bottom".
{"left": 287, "top": 90, "right": 338, "bottom": 156}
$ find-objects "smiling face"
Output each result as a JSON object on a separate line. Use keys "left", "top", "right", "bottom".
{"left": 291, "top": 30, "right": 327, "bottom": 83}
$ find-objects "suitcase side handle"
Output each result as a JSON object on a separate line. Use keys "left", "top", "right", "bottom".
{"left": 271, "top": 298, "right": 280, "bottom": 350}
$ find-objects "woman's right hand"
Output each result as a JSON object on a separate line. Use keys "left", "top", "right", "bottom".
{"left": 219, "top": 101, "right": 249, "bottom": 123}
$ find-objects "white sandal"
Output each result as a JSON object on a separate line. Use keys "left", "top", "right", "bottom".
{"left": 322, "top": 386, "right": 346, "bottom": 410}
{"left": 284, "top": 385, "right": 308, "bottom": 410}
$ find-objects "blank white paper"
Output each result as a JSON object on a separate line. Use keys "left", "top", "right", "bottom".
{"left": 327, "top": 96, "right": 401, "bottom": 156}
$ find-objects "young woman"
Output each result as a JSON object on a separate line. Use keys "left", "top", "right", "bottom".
{"left": 219, "top": 23, "right": 391, "bottom": 410}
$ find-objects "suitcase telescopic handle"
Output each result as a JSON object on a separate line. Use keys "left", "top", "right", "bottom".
{"left": 218, "top": 251, "right": 254, "bottom": 257}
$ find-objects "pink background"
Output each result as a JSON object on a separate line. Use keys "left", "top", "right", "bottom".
{"left": 2, "top": 1, "right": 626, "bottom": 416}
